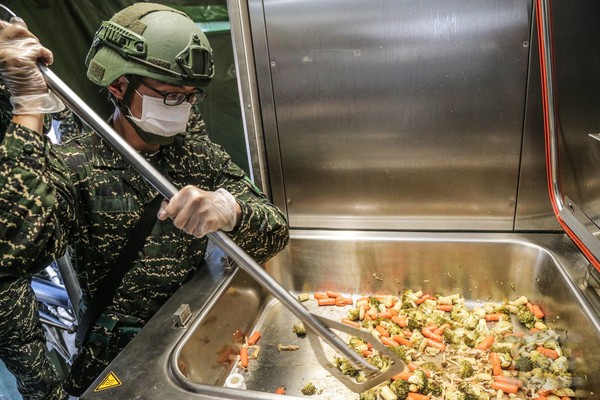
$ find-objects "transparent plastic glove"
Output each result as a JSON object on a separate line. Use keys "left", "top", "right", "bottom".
{"left": 157, "top": 186, "right": 239, "bottom": 238}
{"left": 0, "top": 18, "right": 64, "bottom": 114}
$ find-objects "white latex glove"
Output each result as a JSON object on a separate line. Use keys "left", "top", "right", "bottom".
{"left": 157, "top": 186, "right": 240, "bottom": 238}
{"left": 0, "top": 17, "right": 64, "bottom": 114}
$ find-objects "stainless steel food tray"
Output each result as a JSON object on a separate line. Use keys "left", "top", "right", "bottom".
{"left": 82, "top": 232, "right": 600, "bottom": 399}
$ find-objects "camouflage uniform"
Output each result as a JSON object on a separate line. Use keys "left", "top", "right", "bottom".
{"left": 0, "top": 81, "right": 70, "bottom": 400}
{"left": 0, "top": 120, "right": 289, "bottom": 396}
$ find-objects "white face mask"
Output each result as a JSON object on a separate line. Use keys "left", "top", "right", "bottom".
{"left": 127, "top": 92, "right": 191, "bottom": 137}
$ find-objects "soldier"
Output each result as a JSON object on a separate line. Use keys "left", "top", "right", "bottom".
{"left": 0, "top": 3, "right": 289, "bottom": 398}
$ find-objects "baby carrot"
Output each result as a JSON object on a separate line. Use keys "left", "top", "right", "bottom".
{"left": 491, "top": 380, "right": 519, "bottom": 394}
{"left": 341, "top": 318, "right": 361, "bottom": 328}
{"left": 376, "top": 325, "right": 390, "bottom": 337}
{"left": 475, "top": 336, "right": 495, "bottom": 350}
{"left": 490, "top": 352, "right": 502, "bottom": 376}
{"left": 239, "top": 346, "right": 249, "bottom": 368}
{"left": 407, "top": 393, "right": 430, "bottom": 400}
{"left": 415, "top": 293, "right": 433, "bottom": 305}
{"left": 433, "top": 323, "right": 451, "bottom": 336}
{"left": 485, "top": 313, "right": 505, "bottom": 322}
{"left": 314, "top": 293, "right": 328, "bottom": 300}
{"left": 407, "top": 363, "right": 431, "bottom": 377}
{"left": 494, "top": 376, "right": 523, "bottom": 388}
{"left": 275, "top": 387, "right": 286, "bottom": 394}
{"left": 374, "top": 311, "right": 393, "bottom": 319}
{"left": 326, "top": 290, "right": 342, "bottom": 298}
{"left": 421, "top": 328, "right": 443, "bottom": 343}
{"left": 526, "top": 302, "right": 545, "bottom": 319}
{"left": 317, "top": 298, "right": 337, "bottom": 306}
{"left": 426, "top": 339, "right": 446, "bottom": 351}
{"left": 392, "top": 335, "right": 413, "bottom": 347}
{"left": 336, "top": 297, "right": 353, "bottom": 306}
{"left": 381, "top": 336, "right": 399, "bottom": 347}
{"left": 391, "top": 315, "right": 408, "bottom": 327}
{"left": 536, "top": 346, "right": 559, "bottom": 360}
{"left": 247, "top": 331, "right": 261, "bottom": 346}
{"left": 391, "top": 371, "right": 412, "bottom": 381}
{"left": 436, "top": 304, "right": 453, "bottom": 312}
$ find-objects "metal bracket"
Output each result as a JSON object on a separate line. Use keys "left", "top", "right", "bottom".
{"left": 173, "top": 304, "right": 193, "bottom": 328}
{"left": 584, "top": 264, "right": 600, "bottom": 289}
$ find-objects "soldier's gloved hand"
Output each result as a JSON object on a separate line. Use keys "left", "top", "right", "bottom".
{"left": 157, "top": 186, "right": 241, "bottom": 238}
{"left": 0, "top": 17, "right": 64, "bottom": 114}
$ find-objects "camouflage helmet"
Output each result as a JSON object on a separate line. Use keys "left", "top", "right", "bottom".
{"left": 85, "top": 3, "right": 214, "bottom": 88}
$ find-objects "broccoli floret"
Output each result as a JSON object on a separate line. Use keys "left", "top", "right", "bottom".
{"left": 301, "top": 382, "right": 317, "bottom": 395}
{"left": 459, "top": 383, "right": 490, "bottom": 400}
{"left": 462, "top": 331, "right": 478, "bottom": 348}
{"left": 530, "top": 350, "right": 552, "bottom": 370}
{"left": 368, "top": 354, "right": 390, "bottom": 371}
{"left": 389, "top": 344, "right": 408, "bottom": 360}
{"left": 424, "top": 381, "right": 443, "bottom": 396}
{"left": 362, "top": 319, "right": 377, "bottom": 329}
{"left": 550, "top": 356, "right": 569, "bottom": 376}
{"left": 389, "top": 379, "right": 410, "bottom": 399}
{"left": 445, "top": 391, "right": 467, "bottom": 400}
{"left": 408, "top": 369, "right": 428, "bottom": 391}
{"left": 444, "top": 329, "right": 460, "bottom": 345}
{"left": 334, "top": 357, "right": 360, "bottom": 377}
{"left": 292, "top": 322, "right": 306, "bottom": 337}
{"left": 359, "top": 388, "right": 378, "bottom": 400}
{"left": 515, "top": 355, "right": 533, "bottom": 372}
{"left": 459, "top": 360, "right": 474, "bottom": 378}
{"left": 349, "top": 337, "right": 369, "bottom": 353}
{"left": 347, "top": 308, "right": 361, "bottom": 321}
{"left": 516, "top": 305, "right": 537, "bottom": 328}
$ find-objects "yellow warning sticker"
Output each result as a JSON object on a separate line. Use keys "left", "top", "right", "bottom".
{"left": 94, "top": 371, "right": 122, "bottom": 392}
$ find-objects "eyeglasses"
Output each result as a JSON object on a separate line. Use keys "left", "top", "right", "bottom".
{"left": 138, "top": 80, "right": 207, "bottom": 106}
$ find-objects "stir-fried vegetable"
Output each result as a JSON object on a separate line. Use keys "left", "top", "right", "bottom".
{"left": 320, "top": 290, "right": 574, "bottom": 399}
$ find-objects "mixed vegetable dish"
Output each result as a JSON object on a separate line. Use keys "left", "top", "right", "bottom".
{"left": 321, "top": 289, "right": 576, "bottom": 400}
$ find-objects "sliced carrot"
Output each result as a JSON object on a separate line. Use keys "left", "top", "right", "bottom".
{"left": 490, "top": 352, "right": 502, "bottom": 376}
{"left": 392, "top": 335, "right": 413, "bottom": 347}
{"left": 376, "top": 325, "right": 390, "bottom": 337}
{"left": 421, "top": 328, "right": 443, "bottom": 343}
{"left": 491, "top": 380, "right": 519, "bottom": 394}
{"left": 275, "top": 387, "right": 286, "bottom": 394}
{"left": 526, "top": 302, "right": 545, "bottom": 319}
{"left": 485, "top": 313, "right": 505, "bottom": 322}
{"left": 247, "top": 331, "right": 261, "bottom": 346}
{"left": 475, "top": 335, "right": 495, "bottom": 350}
{"left": 494, "top": 376, "right": 523, "bottom": 388}
{"left": 341, "top": 318, "right": 361, "bottom": 328}
{"left": 326, "top": 290, "right": 342, "bottom": 298}
{"left": 407, "top": 393, "right": 430, "bottom": 400}
{"left": 391, "top": 315, "right": 408, "bottom": 327}
{"left": 314, "top": 293, "right": 328, "bottom": 300}
{"left": 436, "top": 304, "right": 453, "bottom": 312}
{"left": 381, "top": 336, "right": 399, "bottom": 347}
{"left": 426, "top": 339, "right": 446, "bottom": 351}
{"left": 536, "top": 346, "right": 559, "bottom": 360}
{"left": 239, "top": 346, "right": 249, "bottom": 368}
{"left": 317, "top": 298, "right": 337, "bottom": 306}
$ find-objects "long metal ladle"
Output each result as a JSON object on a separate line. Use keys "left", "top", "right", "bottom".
{"left": 0, "top": 4, "right": 404, "bottom": 391}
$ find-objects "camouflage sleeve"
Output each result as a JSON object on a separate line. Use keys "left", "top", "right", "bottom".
{"left": 213, "top": 158, "right": 289, "bottom": 264}
{"left": 0, "top": 123, "right": 75, "bottom": 278}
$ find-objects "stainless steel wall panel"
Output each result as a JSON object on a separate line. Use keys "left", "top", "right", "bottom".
{"left": 257, "top": 0, "right": 532, "bottom": 230}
